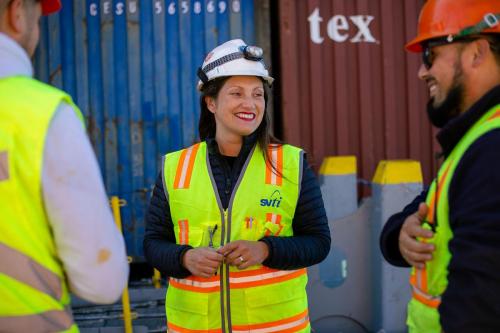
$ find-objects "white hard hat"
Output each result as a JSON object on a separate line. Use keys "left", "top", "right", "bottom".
{"left": 197, "top": 39, "right": 274, "bottom": 90}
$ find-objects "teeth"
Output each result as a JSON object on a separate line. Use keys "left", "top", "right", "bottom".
{"left": 237, "top": 113, "right": 255, "bottom": 120}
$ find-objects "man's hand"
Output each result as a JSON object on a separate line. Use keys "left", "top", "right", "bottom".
{"left": 399, "top": 202, "right": 435, "bottom": 269}
{"left": 182, "top": 247, "right": 224, "bottom": 278}
{"left": 217, "top": 240, "right": 269, "bottom": 270}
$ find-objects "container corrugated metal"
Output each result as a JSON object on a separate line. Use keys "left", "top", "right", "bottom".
{"left": 34, "top": 0, "right": 257, "bottom": 259}
{"left": 277, "top": 0, "right": 438, "bottom": 187}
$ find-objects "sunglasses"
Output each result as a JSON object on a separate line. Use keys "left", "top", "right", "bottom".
{"left": 421, "top": 36, "right": 493, "bottom": 70}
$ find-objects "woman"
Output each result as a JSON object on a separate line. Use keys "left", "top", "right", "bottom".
{"left": 144, "top": 39, "right": 330, "bottom": 333}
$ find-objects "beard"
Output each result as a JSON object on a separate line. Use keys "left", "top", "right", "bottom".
{"left": 426, "top": 62, "right": 465, "bottom": 128}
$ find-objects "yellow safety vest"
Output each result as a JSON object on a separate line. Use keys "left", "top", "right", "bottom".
{"left": 0, "top": 76, "right": 83, "bottom": 332}
{"left": 163, "top": 142, "right": 310, "bottom": 332}
{"left": 407, "top": 104, "right": 500, "bottom": 333}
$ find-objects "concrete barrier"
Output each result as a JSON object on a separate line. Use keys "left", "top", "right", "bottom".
{"left": 370, "top": 160, "right": 423, "bottom": 333}
{"left": 308, "top": 157, "right": 423, "bottom": 333}
{"left": 309, "top": 156, "right": 370, "bottom": 332}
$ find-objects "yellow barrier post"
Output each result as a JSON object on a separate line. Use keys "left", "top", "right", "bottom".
{"left": 152, "top": 269, "right": 162, "bottom": 289}
{"left": 110, "top": 196, "right": 133, "bottom": 333}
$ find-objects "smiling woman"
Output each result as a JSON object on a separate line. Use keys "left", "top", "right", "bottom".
{"left": 143, "top": 39, "right": 331, "bottom": 333}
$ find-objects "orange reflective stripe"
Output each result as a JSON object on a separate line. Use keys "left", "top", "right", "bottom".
{"left": 265, "top": 145, "right": 283, "bottom": 186}
{"left": 419, "top": 267, "right": 428, "bottom": 292}
{"left": 0, "top": 242, "right": 62, "bottom": 300}
{"left": 411, "top": 285, "right": 441, "bottom": 309}
{"left": 264, "top": 213, "right": 283, "bottom": 236}
{"left": 232, "top": 309, "right": 309, "bottom": 332}
{"left": 168, "top": 322, "right": 222, "bottom": 333}
{"left": 178, "top": 220, "right": 189, "bottom": 245}
{"left": 174, "top": 143, "right": 200, "bottom": 189}
{"left": 230, "top": 268, "right": 306, "bottom": 289}
{"left": 487, "top": 109, "right": 500, "bottom": 121}
{"left": 410, "top": 266, "right": 427, "bottom": 293}
{"left": 0, "top": 308, "right": 74, "bottom": 332}
{"left": 426, "top": 162, "right": 452, "bottom": 224}
{"left": 409, "top": 271, "right": 417, "bottom": 286}
{"left": 169, "top": 268, "right": 306, "bottom": 292}
{"left": 169, "top": 275, "right": 220, "bottom": 293}
{"left": 426, "top": 194, "right": 436, "bottom": 223}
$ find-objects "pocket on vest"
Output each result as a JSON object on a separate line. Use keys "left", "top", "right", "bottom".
{"left": 174, "top": 224, "right": 206, "bottom": 247}
{"left": 242, "top": 277, "right": 308, "bottom": 322}
{"left": 166, "top": 287, "right": 210, "bottom": 329}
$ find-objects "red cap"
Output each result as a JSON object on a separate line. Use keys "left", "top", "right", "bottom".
{"left": 41, "top": 0, "right": 62, "bottom": 15}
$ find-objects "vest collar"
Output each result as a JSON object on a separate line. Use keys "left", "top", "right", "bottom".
{"left": 0, "top": 33, "right": 33, "bottom": 79}
{"left": 437, "top": 85, "right": 500, "bottom": 157}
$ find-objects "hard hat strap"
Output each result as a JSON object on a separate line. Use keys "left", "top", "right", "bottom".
{"left": 198, "top": 45, "right": 266, "bottom": 84}
{"left": 202, "top": 51, "right": 246, "bottom": 74}
{"left": 455, "top": 13, "right": 500, "bottom": 39}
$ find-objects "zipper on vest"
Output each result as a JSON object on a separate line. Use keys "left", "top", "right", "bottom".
{"left": 221, "top": 208, "right": 231, "bottom": 333}
{"left": 208, "top": 146, "right": 256, "bottom": 333}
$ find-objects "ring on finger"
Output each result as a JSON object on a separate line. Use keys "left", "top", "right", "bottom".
{"left": 238, "top": 256, "right": 245, "bottom": 263}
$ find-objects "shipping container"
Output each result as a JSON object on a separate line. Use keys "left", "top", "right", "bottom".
{"left": 34, "top": 0, "right": 263, "bottom": 259}
{"left": 274, "top": 0, "right": 439, "bottom": 189}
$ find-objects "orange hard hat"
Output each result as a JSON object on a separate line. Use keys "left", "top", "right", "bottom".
{"left": 41, "top": 0, "right": 62, "bottom": 15}
{"left": 406, "top": 0, "right": 500, "bottom": 52}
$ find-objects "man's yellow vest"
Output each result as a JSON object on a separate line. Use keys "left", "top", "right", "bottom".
{"left": 407, "top": 104, "right": 500, "bottom": 333}
{"left": 163, "top": 142, "right": 310, "bottom": 332}
{"left": 0, "top": 76, "right": 83, "bottom": 332}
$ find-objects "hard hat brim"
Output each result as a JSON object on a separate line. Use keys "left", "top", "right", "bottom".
{"left": 197, "top": 74, "right": 274, "bottom": 91}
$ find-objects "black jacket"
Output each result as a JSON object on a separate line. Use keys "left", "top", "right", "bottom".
{"left": 144, "top": 134, "right": 331, "bottom": 279}
{"left": 380, "top": 85, "right": 500, "bottom": 332}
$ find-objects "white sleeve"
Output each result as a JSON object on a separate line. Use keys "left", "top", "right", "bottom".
{"left": 42, "top": 103, "right": 129, "bottom": 304}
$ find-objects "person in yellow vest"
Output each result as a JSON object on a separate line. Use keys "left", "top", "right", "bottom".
{"left": 379, "top": 0, "right": 500, "bottom": 332}
{"left": 0, "top": 0, "right": 129, "bottom": 332}
{"left": 144, "top": 39, "right": 331, "bottom": 332}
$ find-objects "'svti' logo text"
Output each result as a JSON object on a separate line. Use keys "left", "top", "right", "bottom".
{"left": 260, "top": 190, "right": 282, "bottom": 208}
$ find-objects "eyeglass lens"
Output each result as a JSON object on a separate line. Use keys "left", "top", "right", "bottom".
{"left": 422, "top": 46, "right": 433, "bottom": 70}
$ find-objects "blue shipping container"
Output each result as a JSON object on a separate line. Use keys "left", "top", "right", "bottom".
{"left": 34, "top": 0, "right": 257, "bottom": 260}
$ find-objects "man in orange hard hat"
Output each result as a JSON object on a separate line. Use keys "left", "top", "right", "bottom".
{"left": 0, "top": 1, "right": 128, "bottom": 331}
{"left": 379, "top": 0, "right": 500, "bottom": 332}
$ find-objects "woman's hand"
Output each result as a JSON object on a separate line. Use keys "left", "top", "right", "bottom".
{"left": 217, "top": 240, "right": 269, "bottom": 270}
{"left": 182, "top": 247, "right": 224, "bottom": 278}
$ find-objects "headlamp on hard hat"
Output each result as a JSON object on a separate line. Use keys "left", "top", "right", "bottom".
{"left": 197, "top": 44, "right": 265, "bottom": 85}
{"left": 239, "top": 45, "right": 264, "bottom": 61}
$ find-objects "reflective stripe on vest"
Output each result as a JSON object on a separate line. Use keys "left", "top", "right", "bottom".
{"left": 409, "top": 162, "right": 452, "bottom": 308}
{"left": 170, "top": 268, "right": 307, "bottom": 293}
{"left": 167, "top": 324, "right": 222, "bottom": 333}
{"left": 0, "top": 242, "right": 62, "bottom": 300}
{"left": 178, "top": 220, "right": 189, "bottom": 245}
{"left": 167, "top": 310, "right": 309, "bottom": 333}
{"left": 0, "top": 308, "right": 74, "bottom": 332}
{"left": 265, "top": 144, "right": 283, "bottom": 186}
{"left": 231, "top": 310, "right": 309, "bottom": 333}
{"left": 174, "top": 143, "right": 200, "bottom": 189}
{"left": 0, "top": 151, "right": 8, "bottom": 181}
{"left": 264, "top": 213, "right": 283, "bottom": 236}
